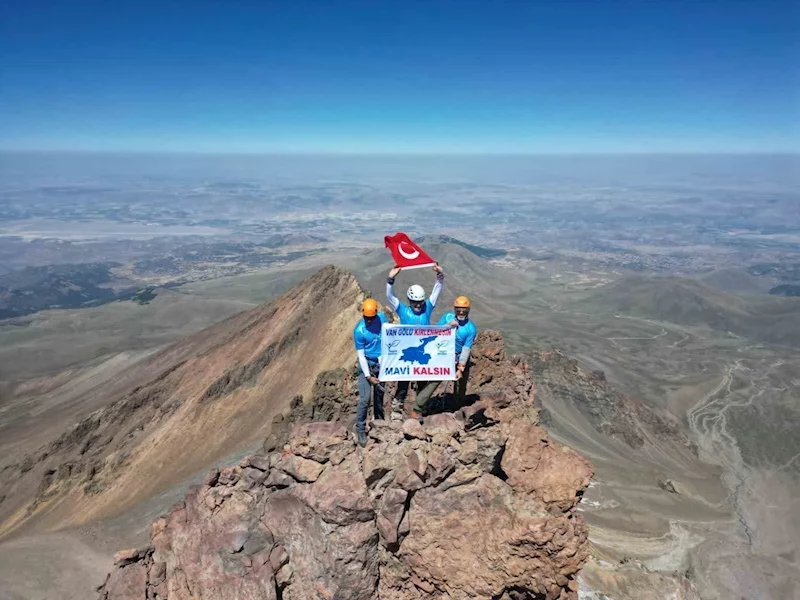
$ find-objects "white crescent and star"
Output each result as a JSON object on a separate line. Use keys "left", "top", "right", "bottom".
{"left": 398, "top": 241, "right": 420, "bottom": 260}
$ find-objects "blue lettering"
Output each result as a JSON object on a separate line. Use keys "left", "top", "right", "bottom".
{"left": 385, "top": 366, "right": 410, "bottom": 375}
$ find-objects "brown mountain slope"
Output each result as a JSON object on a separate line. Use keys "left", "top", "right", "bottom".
{"left": 531, "top": 349, "right": 697, "bottom": 467}
{"left": 580, "top": 275, "right": 800, "bottom": 347}
{"left": 0, "top": 265, "right": 364, "bottom": 536}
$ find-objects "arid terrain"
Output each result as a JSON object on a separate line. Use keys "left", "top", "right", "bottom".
{"left": 1, "top": 154, "right": 798, "bottom": 599}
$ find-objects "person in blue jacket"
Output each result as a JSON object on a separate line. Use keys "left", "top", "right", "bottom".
{"left": 353, "top": 298, "right": 388, "bottom": 446}
{"left": 386, "top": 262, "right": 444, "bottom": 418}
{"left": 385, "top": 263, "right": 444, "bottom": 325}
{"left": 438, "top": 295, "right": 477, "bottom": 403}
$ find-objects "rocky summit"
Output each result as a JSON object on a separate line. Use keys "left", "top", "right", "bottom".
{"left": 98, "top": 332, "right": 593, "bottom": 600}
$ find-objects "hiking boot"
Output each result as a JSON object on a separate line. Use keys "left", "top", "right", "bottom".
{"left": 409, "top": 409, "right": 423, "bottom": 421}
{"left": 390, "top": 411, "right": 404, "bottom": 422}
{"left": 357, "top": 431, "right": 368, "bottom": 448}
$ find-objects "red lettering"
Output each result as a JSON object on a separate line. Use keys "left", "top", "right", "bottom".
{"left": 411, "top": 366, "right": 452, "bottom": 376}
{"left": 412, "top": 328, "right": 452, "bottom": 336}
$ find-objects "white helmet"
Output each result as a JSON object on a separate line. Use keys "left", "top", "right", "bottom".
{"left": 407, "top": 284, "right": 426, "bottom": 302}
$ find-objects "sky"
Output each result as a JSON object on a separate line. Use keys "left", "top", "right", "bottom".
{"left": 0, "top": 0, "right": 797, "bottom": 154}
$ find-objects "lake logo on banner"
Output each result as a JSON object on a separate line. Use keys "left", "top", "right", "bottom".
{"left": 379, "top": 324, "right": 456, "bottom": 381}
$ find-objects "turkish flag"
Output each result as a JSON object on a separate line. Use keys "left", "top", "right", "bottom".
{"left": 384, "top": 233, "right": 436, "bottom": 269}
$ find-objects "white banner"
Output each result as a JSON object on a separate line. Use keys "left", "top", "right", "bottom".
{"left": 379, "top": 324, "right": 456, "bottom": 381}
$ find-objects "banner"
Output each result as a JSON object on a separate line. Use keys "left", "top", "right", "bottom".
{"left": 384, "top": 232, "right": 436, "bottom": 269}
{"left": 379, "top": 324, "right": 455, "bottom": 381}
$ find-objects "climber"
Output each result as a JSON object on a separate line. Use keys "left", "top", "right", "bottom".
{"left": 385, "top": 262, "right": 444, "bottom": 325}
{"left": 353, "top": 298, "right": 388, "bottom": 447}
{"left": 438, "top": 295, "right": 477, "bottom": 404}
{"left": 386, "top": 262, "right": 444, "bottom": 419}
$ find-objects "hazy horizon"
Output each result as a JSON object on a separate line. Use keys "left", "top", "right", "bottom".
{"left": 2, "top": 151, "right": 798, "bottom": 188}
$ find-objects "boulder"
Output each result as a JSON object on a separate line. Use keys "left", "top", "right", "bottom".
{"left": 501, "top": 421, "right": 593, "bottom": 511}
{"left": 112, "top": 548, "right": 142, "bottom": 567}
{"left": 277, "top": 454, "right": 325, "bottom": 483}
{"left": 382, "top": 474, "right": 589, "bottom": 599}
{"left": 289, "top": 422, "right": 353, "bottom": 463}
{"left": 376, "top": 487, "right": 408, "bottom": 545}
{"left": 103, "top": 563, "right": 147, "bottom": 600}
{"left": 292, "top": 453, "right": 374, "bottom": 525}
{"left": 401, "top": 419, "right": 429, "bottom": 441}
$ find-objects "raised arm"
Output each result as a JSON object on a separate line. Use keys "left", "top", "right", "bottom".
{"left": 385, "top": 265, "right": 401, "bottom": 310}
{"left": 429, "top": 263, "right": 444, "bottom": 307}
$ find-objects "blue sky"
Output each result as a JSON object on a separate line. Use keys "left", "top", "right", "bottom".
{"left": 1, "top": 0, "right": 797, "bottom": 153}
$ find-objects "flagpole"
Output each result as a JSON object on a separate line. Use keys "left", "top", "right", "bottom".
{"left": 395, "top": 262, "right": 435, "bottom": 270}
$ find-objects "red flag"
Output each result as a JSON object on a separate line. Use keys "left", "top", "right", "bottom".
{"left": 384, "top": 232, "right": 436, "bottom": 269}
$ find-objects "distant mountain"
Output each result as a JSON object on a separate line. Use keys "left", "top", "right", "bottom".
{"left": 747, "top": 262, "right": 800, "bottom": 280}
{"left": 582, "top": 275, "right": 800, "bottom": 347}
{"left": 261, "top": 232, "right": 329, "bottom": 248}
{"left": 416, "top": 234, "right": 507, "bottom": 258}
{"left": 343, "top": 241, "right": 537, "bottom": 324}
{"left": 769, "top": 284, "right": 800, "bottom": 297}
{"left": 697, "top": 267, "right": 775, "bottom": 296}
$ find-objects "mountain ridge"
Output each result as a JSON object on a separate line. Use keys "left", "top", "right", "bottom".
{"left": 0, "top": 265, "right": 365, "bottom": 536}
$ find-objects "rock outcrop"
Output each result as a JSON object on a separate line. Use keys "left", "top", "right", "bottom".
{"left": 529, "top": 349, "right": 689, "bottom": 450}
{"left": 99, "top": 332, "right": 593, "bottom": 600}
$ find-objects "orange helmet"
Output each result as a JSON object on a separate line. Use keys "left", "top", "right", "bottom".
{"left": 362, "top": 298, "right": 378, "bottom": 317}
{"left": 454, "top": 296, "right": 471, "bottom": 308}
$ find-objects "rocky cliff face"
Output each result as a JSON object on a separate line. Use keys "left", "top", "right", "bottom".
{"left": 530, "top": 349, "right": 691, "bottom": 451}
{"left": 98, "top": 332, "right": 593, "bottom": 600}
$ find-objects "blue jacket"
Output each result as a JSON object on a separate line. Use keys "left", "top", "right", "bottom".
{"left": 395, "top": 301, "right": 434, "bottom": 325}
{"left": 385, "top": 275, "right": 443, "bottom": 326}
{"left": 438, "top": 312, "right": 477, "bottom": 355}
{"left": 353, "top": 312, "right": 388, "bottom": 359}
